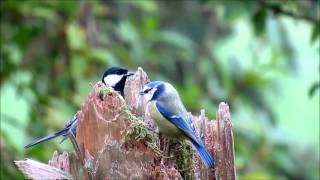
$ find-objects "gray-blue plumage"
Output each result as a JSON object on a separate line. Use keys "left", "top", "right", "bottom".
{"left": 142, "top": 81, "right": 214, "bottom": 168}
{"left": 24, "top": 114, "right": 77, "bottom": 148}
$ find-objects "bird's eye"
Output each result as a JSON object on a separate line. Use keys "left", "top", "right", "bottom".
{"left": 144, "top": 88, "right": 152, "bottom": 94}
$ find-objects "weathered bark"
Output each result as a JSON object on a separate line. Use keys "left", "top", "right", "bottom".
{"left": 14, "top": 158, "right": 73, "bottom": 180}
{"left": 16, "top": 67, "right": 236, "bottom": 180}
{"left": 193, "top": 104, "right": 236, "bottom": 180}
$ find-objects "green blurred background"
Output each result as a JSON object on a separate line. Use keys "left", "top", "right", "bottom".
{"left": 1, "top": 0, "right": 319, "bottom": 179}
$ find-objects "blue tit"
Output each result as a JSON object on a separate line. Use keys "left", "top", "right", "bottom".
{"left": 140, "top": 81, "right": 214, "bottom": 168}
{"left": 25, "top": 67, "right": 134, "bottom": 149}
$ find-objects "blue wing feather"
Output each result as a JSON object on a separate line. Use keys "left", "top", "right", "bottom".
{"left": 156, "top": 101, "right": 215, "bottom": 168}
{"left": 156, "top": 101, "right": 199, "bottom": 143}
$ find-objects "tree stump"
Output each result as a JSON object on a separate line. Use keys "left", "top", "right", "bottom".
{"left": 15, "top": 67, "right": 236, "bottom": 180}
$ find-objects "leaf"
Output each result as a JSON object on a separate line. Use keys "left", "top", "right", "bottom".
{"left": 128, "top": 1, "right": 157, "bottom": 13}
{"left": 308, "top": 81, "right": 320, "bottom": 98}
{"left": 143, "top": 16, "right": 159, "bottom": 36}
{"left": 117, "top": 20, "right": 139, "bottom": 43}
{"left": 155, "top": 30, "right": 195, "bottom": 52}
{"left": 241, "top": 171, "right": 275, "bottom": 180}
{"left": 31, "top": 6, "right": 58, "bottom": 20}
{"left": 1, "top": 82, "right": 31, "bottom": 152}
{"left": 310, "top": 21, "right": 320, "bottom": 44}
{"left": 242, "top": 71, "right": 268, "bottom": 87}
{"left": 66, "top": 23, "right": 86, "bottom": 50}
{"left": 252, "top": 9, "right": 267, "bottom": 36}
{"left": 89, "top": 48, "right": 117, "bottom": 65}
{"left": 71, "top": 55, "right": 87, "bottom": 79}
{"left": 177, "top": 82, "right": 201, "bottom": 110}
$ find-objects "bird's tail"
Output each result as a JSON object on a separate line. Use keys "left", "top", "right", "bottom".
{"left": 24, "top": 128, "right": 68, "bottom": 149}
{"left": 191, "top": 140, "right": 215, "bottom": 168}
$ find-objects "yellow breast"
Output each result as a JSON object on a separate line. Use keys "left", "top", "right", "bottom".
{"left": 147, "top": 101, "right": 184, "bottom": 139}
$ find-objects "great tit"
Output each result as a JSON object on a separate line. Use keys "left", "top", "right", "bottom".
{"left": 24, "top": 67, "right": 133, "bottom": 148}
{"left": 141, "top": 81, "right": 214, "bottom": 168}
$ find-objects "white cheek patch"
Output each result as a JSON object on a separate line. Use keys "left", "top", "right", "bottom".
{"left": 149, "top": 88, "right": 156, "bottom": 96}
{"left": 143, "top": 88, "right": 156, "bottom": 102}
{"left": 142, "top": 86, "right": 148, "bottom": 92}
{"left": 142, "top": 93, "right": 152, "bottom": 105}
{"left": 104, "top": 74, "right": 124, "bottom": 87}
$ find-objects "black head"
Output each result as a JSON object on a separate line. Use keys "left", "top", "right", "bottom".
{"left": 101, "top": 67, "right": 133, "bottom": 97}
{"left": 102, "top": 67, "right": 128, "bottom": 81}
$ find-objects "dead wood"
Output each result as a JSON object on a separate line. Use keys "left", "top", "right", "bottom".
{"left": 16, "top": 67, "right": 236, "bottom": 180}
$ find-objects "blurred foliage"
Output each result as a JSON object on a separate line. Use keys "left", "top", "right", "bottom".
{"left": 0, "top": 0, "right": 319, "bottom": 179}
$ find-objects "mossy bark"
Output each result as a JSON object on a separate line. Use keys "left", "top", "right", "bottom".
{"left": 16, "top": 67, "right": 236, "bottom": 180}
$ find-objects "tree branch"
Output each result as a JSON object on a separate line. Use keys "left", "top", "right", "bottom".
{"left": 262, "top": 1, "right": 319, "bottom": 24}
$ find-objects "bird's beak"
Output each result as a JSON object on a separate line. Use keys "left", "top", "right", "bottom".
{"left": 139, "top": 91, "right": 144, "bottom": 95}
{"left": 125, "top": 72, "right": 134, "bottom": 77}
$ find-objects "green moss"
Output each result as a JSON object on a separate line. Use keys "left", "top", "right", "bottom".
{"left": 121, "top": 106, "right": 194, "bottom": 178}
{"left": 125, "top": 118, "right": 155, "bottom": 142}
{"left": 175, "top": 141, "right": 195, "bottom": 180}
{"left": 98, "top": 87, "right": 160, "bottom": 153}
{"left": 122, "top": 107, "right": 161, "bottom": 156}
{"left": 99, "top": 86, "right": 117, "bottom": 100}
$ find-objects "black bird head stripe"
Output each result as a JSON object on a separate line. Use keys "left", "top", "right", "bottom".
{"left": 101, "top": 67, "right": 131, "bottom": 97}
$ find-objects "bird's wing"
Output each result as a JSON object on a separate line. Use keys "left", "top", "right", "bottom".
{"left": 24, "top": 115, "right": 77, "bottom": 148}
{"left": 156, "top": 101, "right": 200, "bottom": 144}
{"left": 59, "top": 115, "right": 78, "bottom": 144}
{"left": 24, "top": 127, "right": 68, "bottom": 148}
{"left": 64, "top": 114, "right": 77, "bottom": 129}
